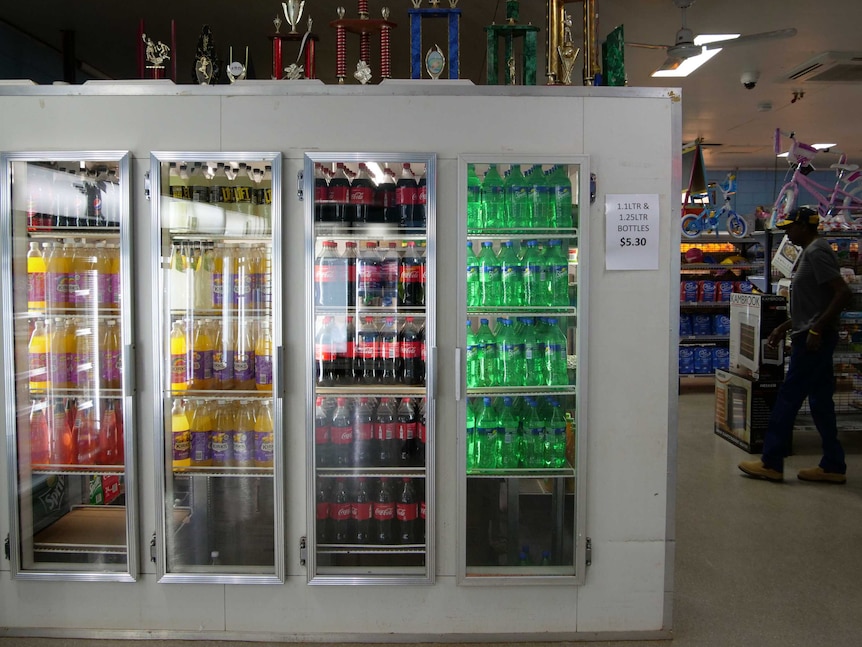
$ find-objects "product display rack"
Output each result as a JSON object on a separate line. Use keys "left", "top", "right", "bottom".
{"left": 1, "top": 151, "right": 138, "bottom": 580}
{"left": 458, "top": 155, "right": 587, "bottom": 583}
{"left": 150, "top": 152, "right": 284, "bottom": 583}
{"left": 304, "top": 152, "right": 436, "bottom": 585}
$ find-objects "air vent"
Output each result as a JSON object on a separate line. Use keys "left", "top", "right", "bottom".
{"left": 782, "top": 51, "right": 862, "bottom": 83}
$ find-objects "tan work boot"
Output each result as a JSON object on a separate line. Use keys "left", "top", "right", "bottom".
{"left": 797, "top": 466, "right": 846, "bottom": 484}
{"left": 738, "top": 459, "right": 784, "bottom": 482}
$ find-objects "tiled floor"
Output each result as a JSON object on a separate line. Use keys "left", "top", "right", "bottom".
{"left": 2, "top": 390, "right": 861, "bottom": 646}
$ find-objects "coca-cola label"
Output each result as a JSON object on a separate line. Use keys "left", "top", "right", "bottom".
{"left": 400, "top": 340, "right": 421, "bottom": 359}
{"left": 355, "top": 421, "right": 374, "bottom": 441}
{"left": 396, "top": 502, "right": 419, "bottom": 522}
{"left": 328, "top": 185, "right": 350, "bottom": 204}
{"left": 315, "top": 185, "right": 329, "bottom": 202}
{"left": 373, "top": 502, "right": 395, "bottom": 521}
{"left": 397, "top": 421, "right": 416, "bottom": 441}
{"left": 331, "top": 502, "right": 352, "bottom": 521}
{"left": 314, "top": 342, "right": 338, "bottom": 361}
{"left": 356, "top": 337, "right": 378, "bottom": 360}
{"left": 418, "top": 184, "right": 427, "bottom": 205}
{"left": 331, "top": 424, "right": 353, "bottom": 445}
{"left": 314, "top": 262, "right": 346, "bottom": 283}
{"left": 315, "top": 424, "right": 331, "bottom": 444}
{"left": 352, "top": 501, "right": 373, "bottom": 521}
{"left": 396, "top": 185, "right": 419, "bottom": 206}
{"left": 418, "top": 420, "right": 426, "bottom": 443}
{"left": 350, "top": 186, "right": 374, "bottom": 205}
{"left": 316, "top": 501, "right": 330, "bottom": 520}
{"left": 420, "top": 500, "right": 426, "bottom": 520}
{"left": 375, "top": 420, "right": 396, "bottom": 441}
{"left": 381, "top": 337, "right": 399, "bottom": 359}
{"left": 400, "top": 263, "right": 422, "bottom": 284}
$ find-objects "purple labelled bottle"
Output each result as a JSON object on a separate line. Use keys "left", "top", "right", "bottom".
{"left": 233, "top": 320, "right": 255, "bottom": 390}
{"left": 211, "top": 400, "right": 234, "bottom": 466}
{"left": 233, "top": 400, "right": 255, "bottom": 467}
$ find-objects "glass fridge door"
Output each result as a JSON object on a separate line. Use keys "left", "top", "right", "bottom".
{"left": 1, "top": 151, "right": 138, "bottom": 580}
{"left": 150, "top": 153, "right": 283, "bottom": 583}
{"left": 458, "top": 156, "right": 588, "bottom": 584}
{"left": 304, "top": 153, "right": 436, "bottom": 584}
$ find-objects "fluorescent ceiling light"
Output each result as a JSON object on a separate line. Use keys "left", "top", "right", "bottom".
{"left": 777, "top": 143, "right": 838, "bottom": 158}
{"left": 651, "top": 34, "right": 739, "bottom": 78}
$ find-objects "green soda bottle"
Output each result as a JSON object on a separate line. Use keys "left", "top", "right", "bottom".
{"left": 496, "top": 318, "right": 523, "bottom": 387}
{"left": 521, "top": 317, "right": 544, "bottom": 387}
{"left": 466, "top": 398, "right": 476, "bottom": 470}
{"left": 475, "top": 397, "right": 500, "bottom": 469}
{"left": 498, "top": 396, "right": 521, "bottom": 469}
{"left": 529, "top": 165, "right": 551, "bottom": 229}
{"left": 545, "top": 239, "right": 569, "bottom": 306}
{"left": 498, "top": 241, "right": 524, "bottom": 307}
{"left": 551, "top": 165, "right": 574, "bottom": 228}
{"left": 475, "top": 318, "right": 499, "bottom": 387}
{"left": 467, "top": 164, "right": 482, "bottom": 229}
{"left": 547, "top": 402, "right": 567, "bottom": 468}
{"left": 505, "top": 164, "right": 532, "bottom": 230}
{"left": 478, "top": 241, "right": 502, "bottom": 306}
{"left": 466, "top": 320, "right": 480, "bottom": 388}
{"left": 521, "top": 240, "right": 546, "bottom": 307}
{"left": 481, "top": 164, "right": 506, "bottom": 229}
{"left": 466, "top": 241, "right": 481, "bottom": 307}
{"left": 523, "top": 399, "right": 546, "bottom": 469}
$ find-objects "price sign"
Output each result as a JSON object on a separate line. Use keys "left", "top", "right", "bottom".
{"left": 605, "top": 194, "right": 660, "bottom": 270}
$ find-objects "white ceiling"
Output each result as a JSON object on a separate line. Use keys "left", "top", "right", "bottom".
{"left": 3, "top": 0, "right": 862, "bottom": 170}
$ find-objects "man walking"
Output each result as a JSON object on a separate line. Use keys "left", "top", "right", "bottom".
{"left": 739, "top": 207, "right": 851, "bottom": 483}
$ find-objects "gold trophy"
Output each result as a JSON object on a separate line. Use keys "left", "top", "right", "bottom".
{"left": 283, "top": 0, "right": 306, "bottom": 34}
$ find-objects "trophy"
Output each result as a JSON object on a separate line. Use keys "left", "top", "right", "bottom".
{"left": 408, "top": 0, "right": 461, "bottom": 79}
{"left": 227, "top": 46, "right": 249, "bottom": 83}
{"left": 556, "top": 12, "right": 579, "bottom": 86}
{"left": 425, "top": 45, "right": 445, "bottom": 80}
{"left": 142, "top": 33, "right": 171, "bottom": 79}
{"left": 484, "top": 0, "right": 538, "bottom": 85}
{"left": 331, "top": 0, "right": 396, "bottom": 84}
{"left": 283, "top": 0, "right": 306, "bottom": 34}
{"left": 192, "top": 25, "right": 221, "bottom": 85}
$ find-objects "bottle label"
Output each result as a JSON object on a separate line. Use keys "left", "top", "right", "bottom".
{"left": 315, "top": 424, "right": 330, "bottom": 444}
{"left": 331, "top": 424, "right": 353, "bottom": 446}
{"left": 255, "top": 354, "right": 273, "bottom": 386}
{"left": 191, "top": 430, "right": 211, "bottom": 463}
{"left": 373, "top": 502, "right": 395, "bottom": 521}
{"left": 314, "top": 261, "right": 345, "bottom": 284}
{"left": 170, "top": 352, "right": 187, "bottom": 385}
{"left": 255, "top": 431, "right": 274, "bottom": 464}
{"left": 420, "top": 500, "right": 426, "bottom": 520}
{"left": 400, "top": 263, "right": 422, "bottom": 284}
{"left": 48, "top": 351, "right": 67, "bottom": 386}
{"left": 350, "top": 186, "right": 374, "bottom": 205}
{"left": 192, "top": 349, "right": 213, "bottom": 381}
{"left": 328, "top": 185, "right": 350, "bottom": 204}
{"left": 375, "top": 420, "right": 396, "bottom": 441}
{"left": 97, "top": 273, "right": 113, "bottom": 307}
{"left": 172, "top": 430, "right": 190, "bottom": 461}
{"left": 396, "top": 185, "right": 418, "bottom": 206}
{"left": 418, "top": 420, "right": 426, "bottom": 443}
{"left": 211, "top": 431, "right": 233, "bottom": 465}
{"left": 213, "top": 349, "right": 235, "bottom": 381}
{"left": 400, "top": 340, "right": 421, "bottom": 359}
{"left": 397, "top": 421, "right": 416, "bottom": 441}
{"left": 28, "top": 272, "right": 45, "bottom": 306}
{"left": 234, "top": 351, "right": 254, "bottom": 383}
{"left": 355, "top": 420, "right": 374, "bottom": 441}
{"left": 315, "top": 185, "right": 329, "bottom": 202}
{"left": 212, "top": 272, "right": 224, "bottom": 306}
{"left": 381, "top": 336, "right": 399, "bottom": 360}
{"left": 315, "top": 342, "right": 338, "bottom": 361}
{"left": 316, "top": 502, "right": 330, "bottom": 520}
{"left": 352, "top": 501, "right": 373, "bottom": 521}
{"left": 356, "top": 335, "right": 378, "bottom": 360}
{"left": 396, "top": 502, "right": 418, "bottom": 522}
{"left": 29, "top": 352, "right": 47, "bottom": 384}
{"left": 331, "top": 502, "right": 352, "bottom": 522}
{"left": 233, "top": 429, "right": 254, "bottom": 465}
{"left": 234, "top": 186, "right": 252, "bottom": 205}
{"left": 418, "top": 184, "right": 427, "bottom": 205}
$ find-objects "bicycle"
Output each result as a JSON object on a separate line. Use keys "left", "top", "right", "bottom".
{"left": 768, "top": 129, "right": 862, "bottom": 230}
{"left": 681, "top": 172, "right": 749, "bottom": 238}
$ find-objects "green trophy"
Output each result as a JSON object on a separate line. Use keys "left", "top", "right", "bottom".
{"left": 484, "top": 0, "right": 539, "bottom": 85}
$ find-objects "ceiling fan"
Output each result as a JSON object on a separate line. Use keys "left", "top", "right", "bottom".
{"left": 628, "top": 0, "right": 797, "bottom": 76}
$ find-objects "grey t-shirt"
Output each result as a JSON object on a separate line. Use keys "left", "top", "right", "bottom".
{"left": 790, "top": 236, "right": 842, "bottom": 334}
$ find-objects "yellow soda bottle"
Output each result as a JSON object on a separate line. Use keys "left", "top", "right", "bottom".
{"left": 233, "top": 399, "right": 255, "bottom": 467}
{"left": 189, "top": 400, "right": 213, "bottom": 467}
{"left": 212, "top": 317, "right": 234, "bottom": 390}
{"left": 28, "top": 318, "right": 50, "bottom": 391}
{"left": 191, "top": 318, "right": 214, "bottom": 390}
{"left": 255, "top": 321, "right": 273, "bottom": 391}
{"left": 27, "top": 241, "right": 47, "bottom": 310}
{"left": 234, "top": 320, "right": 255, "bottom": 390}
{"left": 170, "top": 320, "right": 189, "bottom": 391}
{"left": 210, "top": 400, "right": 234, "bottom": 467}
{"left": 63, "top": 318, "right": 78, "bottom": 389}
{"left": 72, "top": 241, "right": 95, "bottom": 309}
{"left": 254, "top": 400, "right": 274, "bottom": 468}
{"left": 93, "top": 241, "right": 112, "bottom": 309}
{"left": 171, "top": 399, "right": 191, "bottom": 468}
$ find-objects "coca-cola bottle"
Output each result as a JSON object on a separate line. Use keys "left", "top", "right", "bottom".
{"left": 352, "top": 477, "right": 372, "bottom": 544}
{"left": 373, "top": 477, "right": 395, "bottom": 544}
{"left": 399, "top": 316, "right": 424, "bottom": 385}
{"left": 396, "top": 477, "right": 419, "bottom": 544}
{"left": 314, "top": 241, "right": 347, "bottom": 307}
{"left": 356, "top": 242, "right": 381, "bottom": 307}
{"left": 378, "top": 316, "right": 399, "bottom": 385}
{"left": 313, "top": 163, "right": 333, "bottom": 222}
{"left": 375, "top": 166, "right": 397, "bottom": 225}
{"left": 418, "top": 478, "right": 426, "bottom": 542}
{"left": 374, "top": 397, "right": 397, "bottom": 467}
{"left": 357, "top": 316, "right": 379, "bottom": 384}
{"left": 332, "top": 478, "right": 353, "bottom": 543}
{"left": 417, "top": 397, "right": 426, "bottom": 467}
{"left": 414, "top": 166, "right": 427, "bottom": 229}
{"left": 338, "top": 315, "right": 357, "bottom": 385}
{"left": 314, "top": 396, "right": 332, "bottom": 467}
{"left": 314, "top": 316, "right": 339, "bottom": 386}
{"left": 352, "top": 397, "right": 375, "bottom": 467}
{"left": 397, "top": 241, "right": 425, "bottom": 307}
{"left": 350, "top": 163, "right": 376, "bottom": 225}
{"left": 328, "top": 163, "right": 351, "bottom": 228}
{"left": 344, "top": 240, "right": 357, "bottom": 308}
{"left": 395, "top": 163, "right": 418, "bottom": 229}
{"left": 380, "top": 242, "right": 400, "bottom": 307}
{"left": 316, "top": 478, "right": 331, "bottom": 544}
{"left": 397, "top": 397, "right": 418, "bottom": 467}
{"left": 330, "top": 397, "right": 353, "bottom": 467}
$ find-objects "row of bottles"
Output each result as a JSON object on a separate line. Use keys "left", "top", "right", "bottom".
{"left": 317, "top": 476, "right": 425, "bottom": 545}
{"left": 28, "top": 317, "right": 121, "bottom": 392}
{"left": 466, "top": 396, "right": 572, "bottom": 471}
{"left": 28, "top": 397, "right": 123, "bottom": 467}
{"left": 169, "top": 317, "right": 273, "bottom": 392}
{"left": 27, "top": 239, "right": 121, "bottom": 311}
{"left": 314, "top": 162, "right": 427, "bottom": 229}
{"left": 169, "top": 242, "right": 272, "bottom": 312}
{"left": 466, "top": 317, "right": 568, "bottom": 388}
{"left": 315, "top": 396, "right": 426, "bottom": 468}
{"left": 315, "top": 239, "right": 425, "bottom": 308}
{"left": 25, "top": 163, "right": 121, "bottom": 231}
{"left": 315, "top": 315, "right": 425, "bottom": 387}
{"left": 168, "top": 161, "right": 272, "bottom": 221}
{"left": 467, "top": 163, "right": 575, "bottom": 230}
{"left": 467, "top": 239, "right": 570, "bottom": 308}
{"left": 171, "top": 398, "right": 274, "bottom": 469}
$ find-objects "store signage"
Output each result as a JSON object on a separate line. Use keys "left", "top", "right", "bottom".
{"left": 605, "top": 193, "right": 660, "bottom": 270}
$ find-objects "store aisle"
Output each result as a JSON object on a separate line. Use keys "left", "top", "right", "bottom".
{"left": 2, "top": 390, "right": 861, "bottom": 646}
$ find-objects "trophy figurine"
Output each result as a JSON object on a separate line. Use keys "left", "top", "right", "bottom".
{"left": 192, "top": 25, "right": 221, "bottom": 85}
{"left": 354, "top": 60, "right": 372, "bottom": 84}
{"left": 557, "top": 12, "right": 579, "bottom": 86}
{"left": 283, "top": 0, "right": 306, "bottom": 34}
{"left": 425, "top": 45, "right": 445, "bottom": 80}
{"left": 142, "top": 33, "right": 171, "bottom": 79}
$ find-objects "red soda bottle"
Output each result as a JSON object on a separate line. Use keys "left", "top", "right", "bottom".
{"left": 316, "top": 478, "right": 332, "bottom": 544}
{"left": 315, "top": 396, "right": 332, "bottom": 467}
{"left": 74, "top": 400, "right": 99, "bottom": 465}
{"left": 395, "top": 163, "right": 418, "bottom": 229}
{"left": 332, "top": 478, "right": 353, "bottom": 543}
{"left": 29, "top": 400, "right": 51, "bottom": 466}
{"left": 352, "top": 397, "right": 375, "bottom": 467}
{"left": 352, "top": 477, "right": 372, "bottom": 544}
{"left": 373, "top": 477, "right": 395, "bottom": 544}
{"left": 374, "top": 397, "right": 397, "bottom": 467}
{"left": 349, "top": 163, "right": 375, "bottom": 225}
{"left": 399, "top": 316, "right": 424, "bottom": 385}
{"left": 397, "top": 241, "right": 425, "bottom": 306}
{"left": 397, "top": 397, "right": 418, "bottom": 467}
{"left": 396, "top": 477, "right": 419, "bottom": 544}
{"left": 328, "top": 163, "right": 351, "bottom": 228}
{"left": 330, "top": 397, "right": 353, "bottom": 467}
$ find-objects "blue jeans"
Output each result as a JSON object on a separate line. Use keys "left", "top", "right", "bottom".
{"left": 761, "top": 331, "right": 846, "bottom": 474}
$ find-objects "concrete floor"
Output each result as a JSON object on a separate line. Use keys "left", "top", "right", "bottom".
{"left": 2, "top": 389, "right": 862, "bottom": 645}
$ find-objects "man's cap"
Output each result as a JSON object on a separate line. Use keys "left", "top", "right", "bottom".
{"left": 776, "top": 206, "right": 819, "bottom": 228}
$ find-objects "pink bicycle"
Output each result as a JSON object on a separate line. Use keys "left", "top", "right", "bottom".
{"left": 769, "top": 129, "right": 862, "bottom": 230}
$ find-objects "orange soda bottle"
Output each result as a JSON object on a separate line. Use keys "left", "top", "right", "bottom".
{"left": 189, "top": 399, "right": 213, "bottom": 467}
{"left": 29, "top": 399, "right": 50, "bottom": 466}
{"left": 255, "top": 321, "right": 273, "bottom": 391}
{"left": 191, "top": 319, "right": 214, "bottom": 390}
{"left": 254, "top": 400, "right": 274, "bottom": 468}
{"left": 212, "top": 317, "right": 235, "bottom": 390}
{"left": 50, "top": 399, "right": 75, "bottom": 465}
{"left": 27, "top": 241, "right": 46, "bottom": 310}
{"left": 101, "top": 319, "right": 121, "bottom": 389}
{"left": 211, "top": 400, "right": 234, "bottom": 467}
{"left": 28, "top": 318, "right": 50, "bottom": 392}
{"left": 234, "top": 320, "right": 255, "bottom": 390}
{"left": 99, "top": 399, "right": 121, "bottom": 465}
{"left": 233, "top": 399, "right": 255, "bottom": 467}
{"left": 74, "top": 398, "right": 99, "bottom": 465}
{"left": 170, "top": 320, "right": 189, "bottom": 391}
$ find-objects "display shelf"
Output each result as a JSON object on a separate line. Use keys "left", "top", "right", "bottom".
{"left": 316, "top": 467, "right": 426, "bottom": 477}
{"left": 679, "top": 301, "right": 730, "bottom": 309}
{"left": 467, "top": 464, "right": 574, "bottom": 478}
{"left": 314, "top": 226, "right": 427, "bottom": 239}
{"left": 28, "top": 228, "right": 120, "bottom": 238}
{"left": 468, "top": 307, "right": 576, "bottom": 317}
{"left": 171, "top": 466, "right": 274, "bottom": 477}
{"left": 32, "top": 506, "right": 127, "bottom": 556}
{"left": 167, "top": 232, "right": 272, "bottom": 243}
{"left": 466, "top": 385, "right": 575, "bottom": 396}
{"left": 467, "top": 230, "right": 578, "bottom": 241}
{"left": 680, "top": 335, "right": 728, "bottom": 343}
{"left": 317, "top": 544, "right": 425, "bottom": 554}
{"left": 32, "top": 465, "right": 125, "bottom": 475}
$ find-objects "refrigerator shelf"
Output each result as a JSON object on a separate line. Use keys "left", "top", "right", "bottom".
{"left": 466, "top": 386, "right": 576, "bottom": 397}
{"left": 171, "top": 466, "right": 274, "bottom": 477}
{"left": 313, "top": 226, "right": 427, "bottom": 239}
{"left": 314, "top": 306, "right": 427, "bottom": 316}
{"left": 22, "top": 307, "right": 122, "bottom": 318}
{"left": 315, "top": 467, "right": 426, "bottom": 478}
{"left": 466, "top": 465, "right": 575, "bottom": 479}
{"left": 314, "top": 386, "right": 426, "bottom": 396}
{"left": 27, "top": 388, "right": 124, "bottom": 398}
{"left": 467, "top": 229, "right": 578, "bottom": 240}
{"left": 316, "top": 544, "right": 426, "bottom": 554}
{"left": 28, "top": 227, "right": 120, "bottom": 238}
{"left": 166, "top": 231, "right": 272, "bottom": 244}
{"left": 32, "top": 506, "right": 127, "bottom": 554}
{"left": 166, "top": 389, "right": 273, "bottom": 399}
{"left": 31, "top": 465, "right": 125, "bottom": 475}
{"left": 467, "top": 307, "right": 576, "bottom": 317}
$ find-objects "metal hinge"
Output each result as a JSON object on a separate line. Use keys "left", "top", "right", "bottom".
{"left": 144, "top": 171, "right": 151, "bottom": 201}
{"left": 296, "top": 170, "right": 304, "bottom": 201}
{"left": 4, "top": 534, "right": 9, "bottom": 560}
{"left": 589, "top": 173, "right": 597, "bottom": 204}
{"left": 299, "top": 536, "right": 307, "bottom": 565}
{"left": 149, "top": 532, "right": 157, "bottom": 563}
{"left": 585, "top": 537, "right": 592, "bottom": 566}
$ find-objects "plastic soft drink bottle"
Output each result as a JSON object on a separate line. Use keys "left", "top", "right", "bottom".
{"left": 498, "top": 241, "right": 524, "bottom": 307}
{"left": 397, "top": 397, "right": 418, "bottom": 467}
{"left": 29, "top": 400, "right": 50, "bottom": 466}
{"left": 474, "top": 397, "right": 499, "bottom": 469}
{"left": 466, "top": 241, "right": 481, "bottom": 307}
{"left": 211, "top": 400, "right": 234, "bottom": 467}
{"left": 352, "top": 477, "right": 373, "bottom": 544}
{"left": 213, "top": 317, "right": 235, "bottom": 390}
{"left": 255, "top": 322, "right": 273, "bottom": 391}
{"left": 357, "top": 242, "right": 382, "bottom": 306}
{"left": 314, "top": 241, "right": 345, "bottom": 307}
{"left": 497, "top": 318, "right": 524, "bottom": 387}
{"left": 28, "top": 318, "right": 50, "bottom": 391}
{"left": 505, "top": 164, "right": 532, "bottom": 229}
{"left": 551, "top": 165, "right": 574, "bottom": 228}
{"left": 234, "top": 320, "right": 255, "bottom": 390}
{"left": 529, "top": 166, "right": 552, "bottom": 228}
{"left": 46, "top": 318, "right": 67, "bottom": 390}
{"left": 498, "top": 397, "right": 521, "bottom": 468}
{"left": 380, "top": 242, "right": 400, "bottom": 306}
{"left": 417, "top": 397, "right": 426, "bottom": 466}
{"left": 98, "top": 399, "right": 120, "bottom": 466}
{"left": 373, "top": 166, "right": 396, "bottom": 225}
{"left": 478, "top": 241, "right": 501, "bottom": 306}
{"left": 545, "top": 239, "right": 569, "bottom": 306}
{"left": 254, "top": 400, "right": 274, "bottom": 468}
{"left": 547, "top": 403, "right": 567, "bottom": 468}
{"left": 313, "top": 163, "right": 333, "bottom": 222}
{"left": 481, "top": 164, "right": 505, "bottom": 229}
{"left": 233, "top": 400, "right": 255, "bottom": 467}
{"left": 46, "top": 241, "right": 72, "bottom": 311}
{"left": 415, "top": 166, "right": 427, "bottom": 229}
{"left": 314, "top": 316, "right": 339, "bottom": 386}
{"left": 521, "top": 318, "right": 544, "bottom": 387}
{"left": 466, "top": 399, "right": 476, "bottom": 469}
{"left": 521, "top": 240, "right": 546, "bottom": 307}
{"left": 331, "top": 397, "right": 353, "bottom": 467}
{"left": 170, "top": 399, "right": 191, "bottom": 468}
{"left": 475, "top": 318, "right": 499, "bottom": 387}
{"left": 467, "top": 163, "right": 482, "bottom": 229}
{"left": 357, "top": 316, "right": 379, "bottom": 384}
{"left": 379, "top": 317, "right": 399, "bottom": 384}
{"left": 523, "top": 399, "right": 546, "bottom": 469}
{"left": 373, "top": 477, "right": 395, "bottom": 544}
{"left": 399, "top": 316, "right": 424, "bottom": 385}
{"left": 465, "top": 320, "right": 479, "bottom": 388}
{"left": 316, "top": 478, "right": 331, "bottom": 544}
{"left": 544, "top": 317, "right": 568, "bottom": 386}
{"left": 73, "top": 399, "right": 99, "bottom": 465}
{"left": 169, "top": 320, "right": 189, "bottom": 391}
{"left": 350, "top": 163, "right": 376, "bottom": 225}
{"left": 398, "top": 241, "right": 425, "bottom": 306}
{"left": 332, "top": 478, "right": 353, "bottom": 543}
{"left": 100, "top": 319, "right": 121, "bottom": 389}
{"left": 191, "top": 319, "right": 214, "bottom": 390}
{"left": 27, "top": 241, "right": 47, "bottom": 310}
{"left": 328, "top": 163, "right": 352, "bottom": 228}
{"left": 75, "top": 323, "right": 94, "bottom": 393}
{"left": 374, "top": 397, "right": 397, "bottom": 467}
{"left": 395, "top": 163, "right": 418, "bottom": 229}
{"left": 189, "top": 400, "right": 213, "bottom": 467}
{"left": 396, "top": 477, "right": 419, "bottom": 544}
{"left": 315, "top": 396, "right": 332, "bottom": 467}
{"left": 352, "top": 397, "right": 374, "bottom": 468}
{"left": 94, "top": 241, "right": 113, "bottom": 309}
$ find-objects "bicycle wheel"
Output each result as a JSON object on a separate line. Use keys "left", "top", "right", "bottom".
{"left": 681, "top": 214, "right": 702, "bottom": 238}
{"left": 769, "top": 189, "right": 795, "bottom": 228}
{"left": 839, "top": 183, "right": 862, "bottom": 229}
{"left": 726, "top": 212, "right": 748, "bottom": 238}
